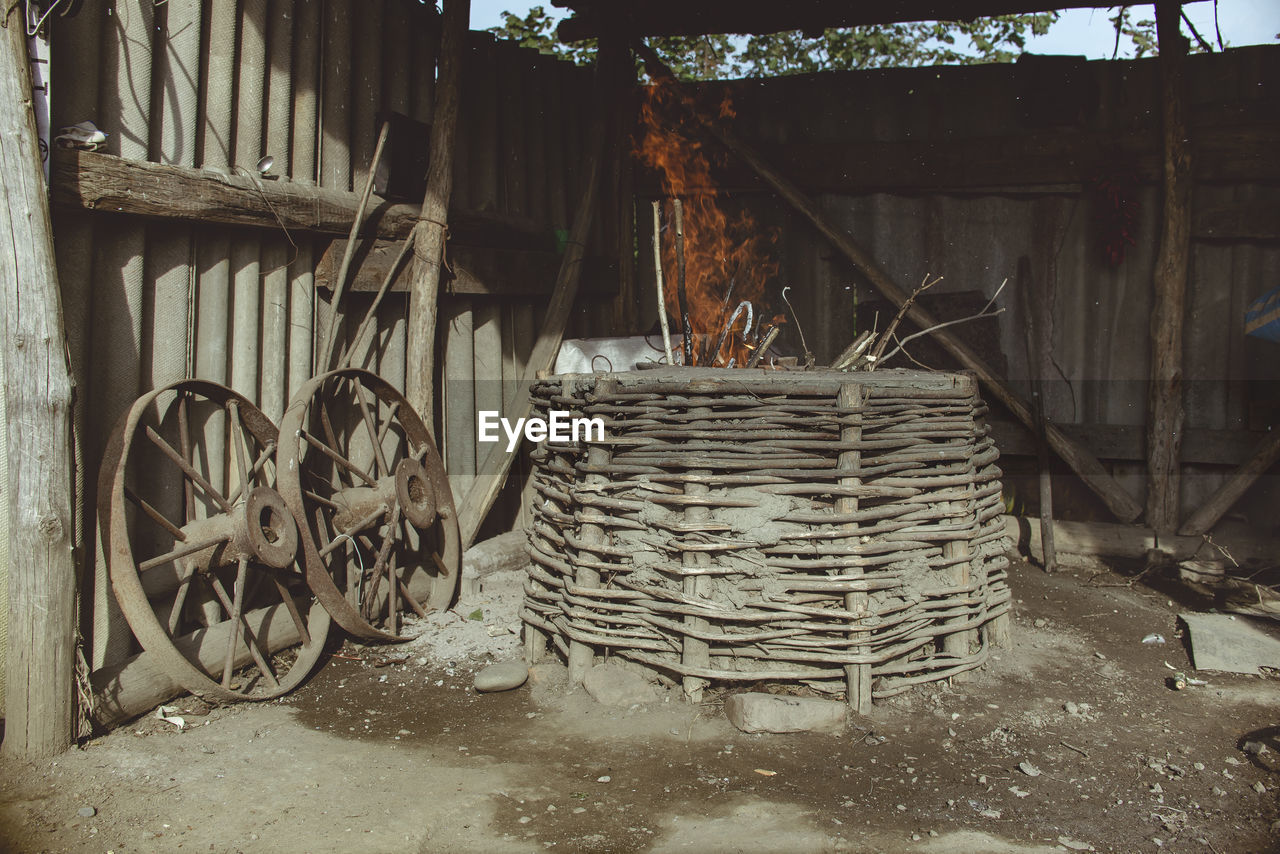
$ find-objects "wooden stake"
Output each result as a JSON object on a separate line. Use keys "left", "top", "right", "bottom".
{"left": 632, "top": 41, "right": 1143, "bottom": 524}
{"left": 652, "top": 201, "right": 675, "bottom": 364}
{"left": 673, "top": 198, "right": 693, "bottom": 365}
{"left": 406, "top": 0, "right": 469, "bottom": 428}
{"left": 1, "top": 17, "right": 77, "bottom": 758}
{"left": 1147, "top": 0, "right": 1192, "bottom": 534}
{"left": 837, "top": 384, "right": 872, "bottom": 714}
{"left": 1018, "top": 254, "right": 1056, "bottom": 573}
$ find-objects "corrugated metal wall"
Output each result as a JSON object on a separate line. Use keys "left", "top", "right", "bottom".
{"left": 45, "top": 1, "right": 606, "bottom": 670}
{"left": 636, "top": 46, "right": 1279, "bottom": 522}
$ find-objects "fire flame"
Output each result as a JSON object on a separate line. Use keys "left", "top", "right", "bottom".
{"left": 635, "top": 80, "right": 782, "bottom": 367}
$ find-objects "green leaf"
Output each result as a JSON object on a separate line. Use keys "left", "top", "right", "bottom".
{"left": 468, "top": 609, "right": 484, "bottom": 621}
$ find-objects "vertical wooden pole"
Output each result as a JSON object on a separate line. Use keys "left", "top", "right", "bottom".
{"left": 1146, "top": 0, "right": 1192, "bottom": 534}
{"left": 681, "top": 404, "right": 712, "bottom": 703}
{"left": 1018, "top": 252, "right": 1056, "bottom": 573}
{"left": 407, "top": 0, "right": 469, "bottom": 428}
{"left": 837, "top": 383, "right": 872, "bottom": 714}
{"left": 0, "top": 16, "right": 77, "bottom": 758}
{"left": 568, "top": 384, "right": 612, "bottom": 686}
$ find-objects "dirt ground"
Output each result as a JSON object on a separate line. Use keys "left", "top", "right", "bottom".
{"left": 2, "top": 557, "right": 1279, "bottom": 854}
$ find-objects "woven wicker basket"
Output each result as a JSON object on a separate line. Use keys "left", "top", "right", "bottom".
{"left": 520, "top": 367, "right": 1011, "bottom": 705}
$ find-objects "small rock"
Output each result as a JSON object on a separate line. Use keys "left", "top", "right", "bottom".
{"left": 1033, "top": 618, "right": 1047, "bottom": 628}
{"left": 1243, "top": 740, "right": 1269, "bottom": 756}
{"left": 473, "top": 661, "right": 529, "bottom": 693}
{"left": 1009, "top": 786, "right": 1030, "bottom": 798}
{"left": 1212, "top": 786, "right": 1227, "bottom": 796}
{"left": 1057, "top": 836, "right": 1095, "bottom": 851}
{"left": 1193, "top": 762, "right": 1205, "bottom": 771}
{"left": 979, "top": 809, "right": 1002, "bottom": 820}
{"left": 724, "top": 692, "right": 847, "bottom": 735}
{"left": 910, "top": 833, "right": 921, "bottom": 841}
{"left": 1018, "top": 761, "right": 1042, "bottom": 777}
{"left": 1150, "top": 783, "right": 1163, "bottom": 794}
{"left": 597, "top": 775, "right": 611, "bottom": 783}
{"left": 77, "top": 807, "right": 96, "bottom": 818}
{"left": 929, "top": 830, "right": 939, "bottom": 837}
{"left": 582, "top": 662, "right": 659, "bottom": 707}
{"left": 518, "top": 816, "right": 531, "bottom": 824}
{"left": 573, "top": 807, "right": 587, "bottom": 814}
{"left": 1254, "top": 781, "right": 1267, "bottom": 794}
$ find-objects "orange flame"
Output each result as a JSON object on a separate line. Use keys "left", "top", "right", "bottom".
{"left": 635, "top": 80, "right": 781, "bottom": 366}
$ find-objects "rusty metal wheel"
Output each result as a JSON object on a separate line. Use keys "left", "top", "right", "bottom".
{"left": 277, "top": 369, "right": 460, "bottom": 642}
{"left": 100, "top": 380, "right": 331, "bottom": 702}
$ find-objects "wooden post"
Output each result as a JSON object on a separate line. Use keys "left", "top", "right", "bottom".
{"left": 1147, "top": 0, "right": 1192, "bottom": 534}
{"left": 631, "top": 42, "right": 1144, "bottom": 525}
{"left": 1018, "top": 254, "right": 1056, "bottom": 573}
{"left": 837, "top": 384, "right": 872, "bottom": 714}
{"left": 406, "top": 0, "right": 469, "bottom": 428}
{"left": 0, "top": 16, "right": 77, "bottom": 758}
{"left": 569, "top": 387, "right": 611, "bottom": 686}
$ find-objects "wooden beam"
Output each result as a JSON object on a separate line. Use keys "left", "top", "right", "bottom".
{"left": 634, "top": 42, "right": 1144, "bottom": 524}
{"left": 1005, "top": 516, "right": 1280, "bottom": 565}
{"left": 1146, "top": 0, "right": 1192, "bottom": 534}
{"left": 987, "top": 420, "right": 1271, "bottom": 467}
{"left": 406, "top": 0, "right": 469, "bottom": 425}
{"left": 1, "top": 18, "right": 77, "bottom": 758}
{"left": 50, "top": 148, "right": 550, "bottom": 250}
{"left": 559, "top": 0, "right": 1122, "bottom": 40}
{"left": 1179, "top": 429, "right": 1280, "bottom": 536}
{"left": 635, "top": 122, "right": 1280, "bottom": 196}
{"left": 315, "top": 239, "right": 619, "bottom": 298}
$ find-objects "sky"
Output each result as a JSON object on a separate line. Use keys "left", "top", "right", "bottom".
{"left": 469, "top": 0, "right": 1280, "bottom": 60}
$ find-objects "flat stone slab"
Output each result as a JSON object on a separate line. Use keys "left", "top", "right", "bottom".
{"left": 1180, "top": 612, "right": 1280, "bottom": 675}
{"left": 724, "top": 692, "right": 847, "bottom": 734}
{"left": 582, "top": 661, "right": 659, "bottom": 706}
{"left": 473, "top": 660, "right": 529, "bottom": 692}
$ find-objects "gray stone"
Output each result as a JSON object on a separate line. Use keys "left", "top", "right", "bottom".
{"left": 77, "top": 807, "right": 96, "bottom": 818}
{"left": 582, "top": 662, "right": 658, "bottom": 706}
{"left": 473, "top": 660, "right": 529, "bottom": 693}
{"left": 723, "top": 692, "right": 846, "bottom": 734}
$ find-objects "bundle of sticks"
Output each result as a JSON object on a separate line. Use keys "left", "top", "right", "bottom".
{"left": 831, "top": 275, "right": 1006, "bottom": 372}
{"left": 651, "top": 199, "right": 789, "bottom": 368}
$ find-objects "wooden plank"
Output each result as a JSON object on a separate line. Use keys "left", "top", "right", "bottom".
{"left": 50, "top": 149, "right": 551, "bottom": 250}
{"left": 457, "top": 60, "right": 613, "bottom": 549}
{"left": 1193, "top": 198, "right": 1280, "bottom": 242}
{"left": 634, "top": 42, "right": 1144, "bottom": 524}
{"left": 1, "top": 19, "right": 77, "bottom": 758}
{"left": 1146, "top": 0, "right": 1192, "bottom": 534}
{"left": 645, "top": 123, "right": 1280, "bottom": 195}
{"left": 1006, "top": 516, "right": 1280, "bottom": 565}
{"left": 406, "top": 0, "right": 469, "bottom": 426}
{"left": 987, "top": 420, "right": 1269, "bottom": 466}
{"left": 315, "top": 239, "right": 619, "bottom": 298}
{"left": 1179, "top": 430, "right": 1280, "bottom": 536}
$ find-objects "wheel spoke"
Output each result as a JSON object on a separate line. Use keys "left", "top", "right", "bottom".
{"left": 227, "top": 440, "right": 276, "bottom": 505}
{"left": 124, "top": 486, "right": 187, "bottom": 541}
{"left": 320, "top": 505, "right": 385, "bottom": 557}
{"left": 398, "top": 576, "right": 429, "bottom": 619}
{"left": 353, "top": 378, "right": 391, "bottom": 479}
{"left": 146, "top": 426, "right": 234, "bottom": 514}
{"left": 273, "top": 576, "right": 312, "bottom": 647}
{"left": 360, "top": 505, "right": 402, "bottom": 619}
{"left": 139, "top": 534, "right": 229, "bottom": 573}
{"left": 229, "top": 401, "right": 251, "bottom": 499}
{"left": 208, "top": 574, "right": 280, "bottom": 690}
{"left": 319, "top": 402, "right": 352, "bottom": 487}
{"left": 168, "top": 562, "right": 197, "bottom": 634}
{"left": 222, "top": 558, "right": 249, "bottom": 688}
{"left": 178, "top": 393, "right": 195, "bottom": 523}
{"left": 376, "top": 399, "right": 402, "bottom": 449}
{"left": 298, "top": 429, "right": 377, "bottom": 487}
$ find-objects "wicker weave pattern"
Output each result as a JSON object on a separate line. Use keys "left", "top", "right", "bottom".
{"left": 521, "top": 368, "right": 1011, "bottom": 701}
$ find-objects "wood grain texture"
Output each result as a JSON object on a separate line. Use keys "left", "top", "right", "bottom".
{"left": 1, "top": 20, "right": 77, "bottom": 758}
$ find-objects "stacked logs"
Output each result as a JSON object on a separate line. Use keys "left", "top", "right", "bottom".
{"left": 521, "top": 367, "right": 1010, "bottom": 703}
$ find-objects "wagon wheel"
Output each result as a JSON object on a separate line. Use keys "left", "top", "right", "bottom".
{"left": 277, "top": 369, "right": 460, "bottom": 642}
{"left": 100, "top": 380, "right": 331, "bottom": 702}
